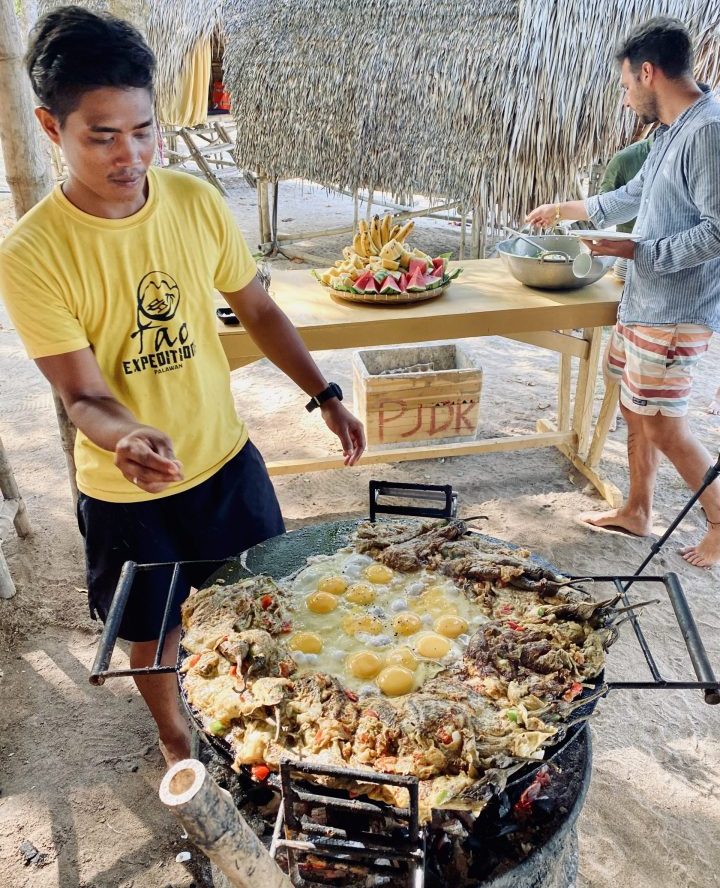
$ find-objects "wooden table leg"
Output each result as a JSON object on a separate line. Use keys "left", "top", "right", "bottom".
{"left": 539, "top": 326, "right": 623, "bottom": 507}
{"left": 571, "top": 327, "right": 603, "bottom": 461}
{"left": 587, "top": 380, "right": 620, "bottom": 470}
{"left": 557, "top": 329, "right": 572, "bottom": 431}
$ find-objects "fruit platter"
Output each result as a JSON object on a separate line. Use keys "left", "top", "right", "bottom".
{"left": 313, "top": 214, "right": 462, "bottom": 304}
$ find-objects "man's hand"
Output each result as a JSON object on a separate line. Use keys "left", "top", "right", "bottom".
{"left": 525, "top": 203, "right": 560, "bottom": 228}
{"left": 580, "top": 238, "right": 636, "bottom": 260}
{"left": 320, "top": 400, "right": 366, "bottom": 466}
{"left": 114, "top": 427, "right": 184, "bottom": 493}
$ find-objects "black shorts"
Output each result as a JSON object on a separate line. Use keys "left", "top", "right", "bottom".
{"left": 77, "top": 441, "right": 285, "bottom": 643}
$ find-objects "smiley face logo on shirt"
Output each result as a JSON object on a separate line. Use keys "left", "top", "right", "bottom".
{"left": 137, "top": 270, "right": 180, "bottom": 323}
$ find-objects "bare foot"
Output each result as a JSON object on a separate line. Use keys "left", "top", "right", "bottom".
{"left": 707, "top": 399, "right": 720, "bottom": 416}
{"left": 680, "top": 524, "right": 720, "bottom": 568}
{"left": 159, "top": 731, "right": 191, "bottom": 768}
{"left": 579, "top": 509, "right": 652, "bottom": 537}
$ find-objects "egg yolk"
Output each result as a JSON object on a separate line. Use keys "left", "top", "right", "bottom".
{"left": 434, "top": 615, "right": 469, "bottom": 638}
{"left": 346, "top": 583, "right": 376, "bottom": 605}
{"left": 318, "top": 575, "right": 348, "bottom": 595}
{"left": 415, "top": 633, "right": 452, "bottom": 659}
{"left": 343, "top": 614, "right": 384, "bottom": 636}
{"left": 307, "top": 591, "right": 338, "bottom": 614}
{"left": 377, "top": 666, "right": 415, "bottom": 696}
{"left": 410, "top": 587, "right": 458, "bottom": 616}
{"left": 289, "top": 632, "right": 323, "bottom": 654}
{"left": 364, "top": 563, "right": 394, "bottom": 584}
{"left": 347, "top": 650, "right": 383, "bottom": 679}
{"left": 393, "top": 613, "right": 422, "bottom": 636}
{"left": 386, "top": 647, "right": 418, "bottom": 671}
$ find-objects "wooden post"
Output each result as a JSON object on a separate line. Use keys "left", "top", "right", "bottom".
{"left": 352, "top": 188, "right": 359, "bottom": 232}
{"left": 0, "top": 434, "right": 31, "bottom": 538}
{"left": 365, "top": 188, "right": 373, "bottom": 224}
{"left": 159, "top": 759, "right": 292, "bottom": 888}
{"left": 255, "top": 174, "right": 271, "bottom": 248}
{"left": 459, "top": 204, "right": 466, "bottom": 261}
{"left": 0, "top": 0, "right": 54, "bottom": 217}
{"left": 0, "top": 0, "right": 79, "bottom": 511}
{"left": 52, "top": 390, "right": 78, "bottom": 505}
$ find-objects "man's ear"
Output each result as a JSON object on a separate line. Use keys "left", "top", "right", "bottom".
{"left": 640, "top": 61, "right": 656, "bottom": 85}
{"left": 35, "top": 107, "right": 62, "bottom": 146}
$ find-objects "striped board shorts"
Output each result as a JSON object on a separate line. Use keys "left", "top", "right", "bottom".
{"left": 606, "top": 322, "right": 712, "bottom": 417}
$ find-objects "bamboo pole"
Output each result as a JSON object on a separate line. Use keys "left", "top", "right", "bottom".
{"left": 352, "top": 188, "right": 359, "bottom": 232}
{"left": 159, "top": 759, "right": 292, "bottom": 888}
{"left": 459, "top": 204, "right": 466, "bottom": 261}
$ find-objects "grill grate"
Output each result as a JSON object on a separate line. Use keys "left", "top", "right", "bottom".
{"left": 270, "top": 759, "right": 425, "bottom": 887}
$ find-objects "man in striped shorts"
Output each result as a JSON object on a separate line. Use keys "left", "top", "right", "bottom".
{"left": 527, "top": 17, "right": 720, "bottom": 567}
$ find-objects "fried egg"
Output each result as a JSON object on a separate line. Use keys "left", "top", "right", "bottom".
{"left": 283, "top": 551, "right": 487, "bottom": 696}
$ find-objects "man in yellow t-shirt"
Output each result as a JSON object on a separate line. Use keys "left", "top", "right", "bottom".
{"left": 0, "top": 7, "right": 365, "bottom": 765}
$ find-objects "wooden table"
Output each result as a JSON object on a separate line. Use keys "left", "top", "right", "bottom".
{"left": 219, "top": 259, "right": 623, "bottom": 505}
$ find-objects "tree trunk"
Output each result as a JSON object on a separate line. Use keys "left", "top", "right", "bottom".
{"left": 0, "top": 0, "right": 53, "bottom": 217}
{"left": 0, "top": 0, "right": 78, "bottom": 504}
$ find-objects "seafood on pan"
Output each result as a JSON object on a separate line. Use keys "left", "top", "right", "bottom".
{"left": 179, "top": 519, "right": 625, "bottom": 822}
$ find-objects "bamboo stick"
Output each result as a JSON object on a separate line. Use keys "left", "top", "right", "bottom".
{"left": 159, "top": 759, "right": 292, "bottom": 888}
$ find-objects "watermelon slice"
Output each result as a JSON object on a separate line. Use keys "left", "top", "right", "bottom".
{"left": 353, "top": 270, "right": 374, "bottom": 291}
{"left": 380, "top": 277, "right": 402, "bottom": 294}
{"left": 374, "top": 270, "right": 389, "bottom": 285}
{"left": 406, "top": 270, "right": 427, "bottom": 292}
{"left": 432, "top": 257, "right": 446, "bottom": 275}
{"left": 447, "top": 267, "right": 463, "bottom": 281}
{"left": 398, "top": 273, "right": 408, "bottom": 292}
{"left": 363, "top": 277, "right": 379, "bottom": 294}
{"left": 408, "top": 257, "right": 430, "bottom": 278}
{"left": 423, "top": 273, "right": 444, "bottom": 289}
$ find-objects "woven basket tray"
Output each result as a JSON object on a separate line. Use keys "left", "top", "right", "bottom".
{"left": 324, "top": 282, "right": 450, "bottom": 305}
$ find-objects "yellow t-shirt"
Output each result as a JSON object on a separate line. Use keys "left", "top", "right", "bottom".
{"left": 0, "top": 168, "right": 256, "bottom": 502}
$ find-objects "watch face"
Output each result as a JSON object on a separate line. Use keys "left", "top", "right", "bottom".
{"left": 330, "top": 383, "right": 343, "bottom": 400}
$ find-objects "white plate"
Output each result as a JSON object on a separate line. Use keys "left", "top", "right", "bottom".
{"left": 564, "top": 229, "right": 643, "bottom": 242}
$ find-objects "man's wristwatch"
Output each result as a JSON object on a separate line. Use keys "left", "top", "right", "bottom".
{"left": 305, "top": 382, "right": 343, "bottom": 412}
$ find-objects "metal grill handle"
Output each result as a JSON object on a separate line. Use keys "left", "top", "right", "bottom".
{"left": 664, "top": 572, "right": 720, "bottom": 705}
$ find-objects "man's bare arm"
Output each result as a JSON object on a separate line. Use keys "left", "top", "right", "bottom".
{"left": 221, "top": 277, "right": 366, "bottom": 466}
{"left": 36, "top": 348, "right": 183, "bottom": 492}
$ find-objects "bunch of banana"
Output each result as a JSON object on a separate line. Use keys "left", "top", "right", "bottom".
{"left": 318, "top": 214, "right": 434, "bottom": 286}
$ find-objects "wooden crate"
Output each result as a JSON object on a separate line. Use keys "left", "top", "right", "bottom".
{"left": 352, "top": 344, "right": 482, "bottom": 446}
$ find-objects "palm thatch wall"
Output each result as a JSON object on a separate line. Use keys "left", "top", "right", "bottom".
{"left": 37, "top": 0, "right": 720, "bottom": 227}
{"left": 221, "top": 0, "right": 720, "bottom": 226}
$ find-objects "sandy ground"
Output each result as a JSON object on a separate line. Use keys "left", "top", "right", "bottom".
{"left": 1, "top": 164, "right": 719, "bottom": 888}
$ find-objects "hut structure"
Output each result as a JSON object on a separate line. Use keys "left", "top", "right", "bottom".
{"left": 33, "top": 0, "right": 720, "bottom": 253}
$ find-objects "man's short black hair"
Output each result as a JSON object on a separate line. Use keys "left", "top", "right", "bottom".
{"left": 26, "top": 5, "right": 156, "bottom": 125}
{"left": 615, "top": 16, "right": 694, "bottom": 79}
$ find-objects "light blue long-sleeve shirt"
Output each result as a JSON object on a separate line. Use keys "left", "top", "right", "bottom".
{"left": 585, "top": 93, "right": 720, "bottom": 332}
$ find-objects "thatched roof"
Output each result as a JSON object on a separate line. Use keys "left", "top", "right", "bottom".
{"left": 37, "top": 0, "right": 720, "bottom": 225}
{"left": 221, "top": 0, "right": 720, "bottom": 224}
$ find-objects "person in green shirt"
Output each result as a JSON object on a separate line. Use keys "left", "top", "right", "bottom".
{"left": 599, "top": 138, "right": 653, "bottom": 233}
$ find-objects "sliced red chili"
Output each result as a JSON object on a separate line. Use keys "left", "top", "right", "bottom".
{"left": 507, "top": 620, "right": 525, "bottom": 631}
{"left": 260, "top": 594, "right": 274, "bottom": 610}
{"left": 188, "top": 653, "right": 201, "bottom": 668}
{"left": 251, "top": 764, "right": 270, "bottom": 782}
{"left": 563, "top": 682, "right": 583, "bottom": 702}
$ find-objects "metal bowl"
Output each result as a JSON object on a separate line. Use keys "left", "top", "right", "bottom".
{"left": 497, "top": 235, "right": 615, "bottom": 290}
